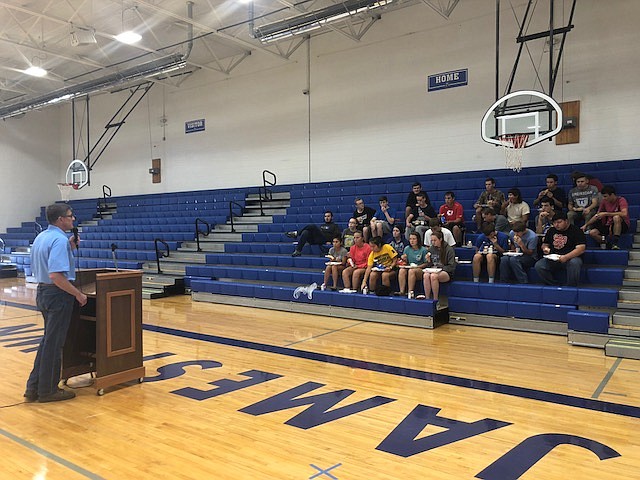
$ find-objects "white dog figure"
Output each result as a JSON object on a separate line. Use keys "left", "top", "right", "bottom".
{"left": 293, "top": 282, "right": 318, "bottom": 300}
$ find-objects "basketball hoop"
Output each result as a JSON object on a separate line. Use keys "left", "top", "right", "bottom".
{"left": 499, "top": 134, "right": 528, "bottom": 173}
{"left": 57, "top": 183, "right": 77, "bottom": 202}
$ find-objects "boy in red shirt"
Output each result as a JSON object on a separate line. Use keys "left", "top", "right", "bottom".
{"left": 582, "top": 185, "right": 630, "bottom": 249}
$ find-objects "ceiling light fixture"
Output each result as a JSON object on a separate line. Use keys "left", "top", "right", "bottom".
{"left": 115, "top": 4, "right": 142, "bottom": 44}
{"left": 24, "top": 65, "right": 48, "bottom": 77}
{"left": 254, "top": 0, "right": 394, "bottom": 43}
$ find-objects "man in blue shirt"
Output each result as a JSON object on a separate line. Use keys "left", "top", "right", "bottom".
{"left": 25, "top": 204, "right": 87, "bottom": 403}
{"left": 472, "top": 222, "right": 509, "bottom": 283}
{"left": 500, "top": 221, "right": 539, "bottom": 284}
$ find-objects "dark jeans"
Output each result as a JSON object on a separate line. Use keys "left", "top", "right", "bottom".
{"left": 296, "top": 225, "right": 327, "bottom": 251}
{"left": 26, "top": 285, "right": 75, "bottom": 396}
{"left": 499, "top": 255, "right": 536, "bottom": 283}
{"left": 534, "top": 257, "right": 583, "bottom": 287}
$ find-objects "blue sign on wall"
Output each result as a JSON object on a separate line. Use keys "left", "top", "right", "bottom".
{"left": 185, "top": 119, "right": 205, "bottom": 134}
{"left": 427, "top": 69, "right": 468, "bottom": 92}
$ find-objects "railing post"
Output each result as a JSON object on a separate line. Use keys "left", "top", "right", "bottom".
{"left": 154, "top": 238, "right": 169, "bottom": 274}
{"left": 195, "top": 218, "right": 211, "bottom": 252}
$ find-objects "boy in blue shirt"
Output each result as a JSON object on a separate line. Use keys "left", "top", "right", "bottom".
{"left": 472, "top": 222, "right": 509, "bottom": 283}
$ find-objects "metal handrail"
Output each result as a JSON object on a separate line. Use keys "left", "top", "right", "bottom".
{"left": 34, "top": 222, "right": 43, "bottom": 234}
{"left": 98, "top": 184, "right": 112, "bottom": 219}
{"left": 154, "top": 238, "right": 170, "bottom": 274}
{"left": 258, "top": 169, "right": 277, "bottom": 215}
{"left": 195, "top": 218, "right": 211, "bottom": 252}
{"left": 228, "top": 201, "right": 244, "bottom": 233}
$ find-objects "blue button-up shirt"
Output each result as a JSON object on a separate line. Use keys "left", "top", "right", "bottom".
{"left": 30, "top": 225, "right": 76, "bottom": 283}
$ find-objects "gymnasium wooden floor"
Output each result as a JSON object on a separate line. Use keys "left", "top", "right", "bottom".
{"left": 1, "top": 277, "right": 639, "bottom": 479}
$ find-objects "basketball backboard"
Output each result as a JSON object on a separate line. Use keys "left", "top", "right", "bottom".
{"left": 481, "top": 90, "right": 563, "bottom": 148}
{"left": 65, "top": 159, "right": 89, "bottom": 188}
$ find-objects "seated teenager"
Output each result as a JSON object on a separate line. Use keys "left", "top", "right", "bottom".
{"left": 438, "top": 191, "right": 465, "bottom": 246}
{"left": 582, "top": 185, "right": 630, "bottom": 250}
{"left": 501, "top": 187, "right": 530, "bottom": 230}
{"left": 421, "top": 230, "right": 457, "bottom": 301}
{"left": 535, "top": 211, "right": 586, "bottom": 286}
{"left": 370, "top": 196, "right": 396, "bottom": 239}
{"left": 287, "top": 211, "right": 341, "bottom": 257}
{"left": 423, "top": 217, "right": 456, "bottom": 247}
{"left": 342, "top": 218, "right": 359, "bottom": 249}
{"left": 499, "top": 221, "right": 538, "bottom": 284}
{"left": 353, "top": 197, "right": 376, "bottom": 242}
{"left": 568, "top": 174, "right": 600, "bottom": 226}
{"left": 405, "top": 191, "right": 436, "bottom": 241}
{"left": 341, "top": 231, "right": 371, "bottom": 292}
{"left": 361, "top": 236, "right": 398, "bottom": 294}
{"left": 389, "top": 225, "right": 408, "bottom": 258}
{"left": 535, "top": 198, "right": 555, "bottom": 235}
{"left": 398, "top": 232, "right": 428, "bottom": 297}
{"left": 322, "top": 236, "right": 348, "bottom": 291}
{"left": 473, "top": 177, "right": 505, "bottom": 231}
{"left": 472, "top": 222, "right": 509, "bottom": 283}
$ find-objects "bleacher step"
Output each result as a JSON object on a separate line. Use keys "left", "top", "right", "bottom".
{"left": 213, "top": 224, "right": 259, "bottom": 233}
{"left": 617, "top": 299, "right": 640, "bottom": 310}
{"left": 625, "top": 267, "right": 640, "bottom": 279}
{"left": 197, "top": 232, "right": 243, "bottom": 242}
{"left": 246, "top": 192, "right": 290, "bottom": 201}
{"left": 141, "top": 274, "right": 184, "bottom": 286}
{"left": 622, "top": 278, "right": 640, "bottom": 287}
{"left": 230, "top": 216, "right": 273, "bottom": 224}
{"left": 612, "top": 310, "right": 640, "bottom": 327}
{"left": 160, "top": 251, "right": 208, "bottom": 262}
{"left": 178, "top": 242, "right": 226, "bottom": 253}
{"left": 605, "top": 338, "right": 640, "bottom": 360}
{"left": 143, "top": 264, "right": 186, "bottom": 275}
{"left": 142, "top": 288, "right": 167, "bottom": 300}
{"left": 243, "top": 208, "right": 288, "bottom": 216}
{"left": 629, "top": 251, "right": 640, "bottom": 261}
{"left": 618, "top": 289, "right": 640, "bottom": 302}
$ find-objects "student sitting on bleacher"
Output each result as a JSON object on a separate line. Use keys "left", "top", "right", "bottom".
{"left": 287, "top": 211, "right": 341, "bottom": 257}
{"left": 321, "top": 236, "right": 348, "bottom": 291}
{"left": 473, "top": 222, "right": 509, "bottom": 284}
{"left": 582, "top": 185, "right": 630, "bottom": 250}
{"left": 535, "top": 198, "right": 555, "bottom": 235}
{"left": 342, "top": 218, "right": 359, "bottom": 249}
{"left": 370, "top": 196, "right": 396, "bottom": 239}
{"left": 423, "top": 218, "right": 456, "bottom": 247}
{"left": 389, "top": 225, "right": 408, "bottom": 257}
{"left": 499, "top": 221, "right": 538, "bottom": 284}
{"left": 501, "top": 188, "right": 530, "bottom": 231}
{"left": 405, "top": 191, "right": 436, "bottom": 241}
{"left": 532, "top": 173, "right": 567, "bottom": 211}
{"left": 438, "top": 191, "right": 465, "bottom": 246}
{"left": 398, "top": 232, "right": 428, "bottom": 297}
{"left": 353, "top": 197, "right": 377, "bottom": 242}
{"left": 361, "top": 236, "right": 398, "bottom": 295}
{"left": 480, "top": 206, "right": 509, "bottom": 234}
{"left": 567, "top": 173, "right": 600, "bottom": 226}
{"left": 535, "top": 211, "right": 586, "bottom": 287}
{"left": 421, "top": 230, "right": 457, "bottom": 301}
{"left": 341, "top": 231, "right": 371, "bottom": 292}
{"left": 473, "top": 177, "right": 505, "bottom": 232}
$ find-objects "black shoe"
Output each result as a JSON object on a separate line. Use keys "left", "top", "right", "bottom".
{"left": 286, "top": 231, "right": 298, "bottom": 239}
{"left": 291, "top": 250, "right": 301, "bottom": 257}
{"left": 23, "top": 391, "right": 38, "bottom": 402}
{"left": 38, "top": 389, "right": 76, "bottom": 403}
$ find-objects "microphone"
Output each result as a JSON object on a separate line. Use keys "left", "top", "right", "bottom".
{"left": 111, "top": 243, "right": 119, "bottom": 272}
{"left": 72, "top": 227, "right": 79, "bottom": 249}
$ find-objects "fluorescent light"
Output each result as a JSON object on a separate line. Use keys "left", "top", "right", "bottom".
{"left": 255, "top": 0, "right": 394, "bottom": 43}
{"left": 115, "top": 30, "right": 142, "bottom": 44}
{"left": 24, "top": 66, "right": 47, "bottom": 77}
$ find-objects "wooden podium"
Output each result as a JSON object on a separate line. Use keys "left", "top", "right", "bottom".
{"left": 62, "top": 269, "right": 145, "bottom": 395}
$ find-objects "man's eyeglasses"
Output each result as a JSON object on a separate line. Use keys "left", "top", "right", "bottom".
{"left": 60, "top": 214, "right": 76, "bottom": 218}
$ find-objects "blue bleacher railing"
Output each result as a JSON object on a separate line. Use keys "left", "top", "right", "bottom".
{"left": 154, "top": 238, "right": 169, "bottom": 274}
{"left": 34, "top": 222, "right": 42, "bottom": 234}
{"left": 195, "top": 218, "right": 211, "bottom": 252}
{"left": 228, "top": 201, "right": 244, "bottom": 233}
{"left": 258, "top": 169, "right": 277, "bottom": 216}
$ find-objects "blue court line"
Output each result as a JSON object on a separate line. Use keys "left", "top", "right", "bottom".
{"left": 143, "top": 323, "right": 640, "bottom": 419}
{"left": 0, "top": 427, "right": 104, "bottom": 480}
{"left": 0, "top": 301, "right": 38, "bottom": 311}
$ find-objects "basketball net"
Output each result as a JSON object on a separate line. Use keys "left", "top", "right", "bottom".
{"left": 57, "top": 183, "right": 77, "bottom": 202}
{"left": 499, "top": 134, "right": 528, "bottom": 173}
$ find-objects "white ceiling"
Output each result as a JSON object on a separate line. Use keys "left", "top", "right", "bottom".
{"left": 0, "top": 0, "right": 460, "bottom": 114}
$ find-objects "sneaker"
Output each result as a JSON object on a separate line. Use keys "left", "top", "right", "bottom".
{"left": 330, "top": 287, "right": 338, "bottom": 291}
{"left": 23, "top": 391, "right": 38, "bottom": 402}
{"left": 38, "top": 389, "right": 76, "bottom": 403}
{"left": 286, "top": 231, "right": 298, "bottom": 238}
{"left": 291, "top": 250, "right": 301, "bottom": 257}
{"left": 611, "top": 243, "right": 620, "bottom": 250}
{"left": 408, "top": 291, "right": 414, "bottom": 299}
{"left": 416, "top": 294, "right": 426, "bottom": 300}
{"left": 320, "top": 283, "right": 326, "bottom": 291}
